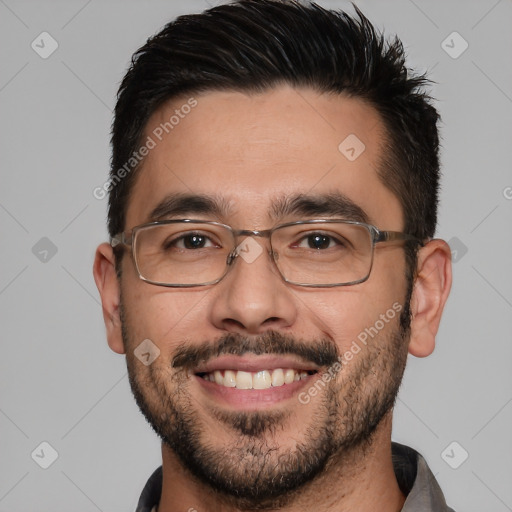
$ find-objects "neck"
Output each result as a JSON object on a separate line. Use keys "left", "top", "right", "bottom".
{"left": 156, "top": 413, "right": 405, "bottom": 512}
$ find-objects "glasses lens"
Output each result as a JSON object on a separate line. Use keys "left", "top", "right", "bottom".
{"left": 134, "top": 222, "right": 233, "bottom": 285}
{"left": 272, "top": 222, "right": 373, "bottom": 285}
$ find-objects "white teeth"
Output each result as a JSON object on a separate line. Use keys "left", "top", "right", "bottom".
{"left": 284, "top": 369, "right": 295, "bottom": 384}
{"left": 224, "top": 370, "right": 237, "bottom": 387}
{"left": 253, "top": 370, "right": 272, "bottom": 389}
{"left": 271, "top": 368, "right": 284, "bottom": 387}
{"left": 235, "top": 370, "right": 253, "bottom": 389}
{"left": 201, "top": 368, "right": 313, "bottom": 389}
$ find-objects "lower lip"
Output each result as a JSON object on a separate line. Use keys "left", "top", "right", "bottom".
{"left": 194, "top": 374, "right": 317, "bottom": 409}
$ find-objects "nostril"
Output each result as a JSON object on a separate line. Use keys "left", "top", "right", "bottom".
{"left": 223, "top": 318, "right": 246, "bottom": 330}
{"left": 263, "top": 317, "right": 281, "bottom": 324}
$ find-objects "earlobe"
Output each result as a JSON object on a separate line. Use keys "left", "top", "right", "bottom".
{"left": 93, "top": 243, "right": 125, "bottom": 354}
{"left": 408, "top": 239, "right": 452, "bottom": 358}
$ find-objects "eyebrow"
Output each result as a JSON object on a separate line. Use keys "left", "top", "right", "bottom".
{"left": 149, "top": 193, "right": 231, "bottom": 221}
{"left": 147, "top": 192, "right": 370, "bottom": 224}
{"left": 270, "top": 193, "right": 369, "bottom": 224}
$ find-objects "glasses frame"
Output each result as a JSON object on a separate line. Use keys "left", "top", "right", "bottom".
{"left": 111, "top": 218, "right": 425, "bottom": 288}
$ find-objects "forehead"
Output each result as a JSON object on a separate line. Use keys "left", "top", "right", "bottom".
{"left": 126, "top": 85, "right": 402, "bottom": 230}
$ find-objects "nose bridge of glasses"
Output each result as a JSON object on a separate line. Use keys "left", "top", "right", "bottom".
{"left": 232, "top": 228, "right": 272, "bottom": 238}
{"left": 225, "top": 228, "right": 277, "bottom": 267}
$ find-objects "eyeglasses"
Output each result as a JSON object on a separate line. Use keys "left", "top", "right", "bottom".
{"left": 111, "top": 219, "right": 424, "bottom": 288}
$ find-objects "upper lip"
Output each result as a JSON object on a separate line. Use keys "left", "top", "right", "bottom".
{"left": 193, "top": 355, "right": 320, "bottom": 374}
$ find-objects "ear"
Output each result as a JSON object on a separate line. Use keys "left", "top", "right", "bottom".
{"left": 93, "top": 243, "right": 125, "bottom": 354}
{"left": 408, "top": 239, "right": 452, "bottom": 357}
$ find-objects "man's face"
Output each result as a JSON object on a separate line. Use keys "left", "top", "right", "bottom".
{"left": 119, "top": 85, "right": 411, "bottom": 505}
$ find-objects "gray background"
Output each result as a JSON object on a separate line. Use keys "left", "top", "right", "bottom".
{"left": 1, "top": 0, "right": 511, "bottom": 510}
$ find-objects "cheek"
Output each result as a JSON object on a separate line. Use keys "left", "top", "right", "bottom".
{"left": 310, "top": 265, "right": 407, "bottom": 353}
{"left": 121, "top": 282, "right": 212, "bottom": 351}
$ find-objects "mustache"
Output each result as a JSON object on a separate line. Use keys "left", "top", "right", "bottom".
{"left": 171, "top": 330, "right": 340, "bottom": 371}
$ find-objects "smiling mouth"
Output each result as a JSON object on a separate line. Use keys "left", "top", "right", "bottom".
{"left": 196, "top": 368, "right": 318, "bottom": 390}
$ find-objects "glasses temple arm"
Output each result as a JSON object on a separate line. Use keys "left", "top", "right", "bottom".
{"left": 110, "top": 233, "right": 129, "bottom": 247}
{"left": 375, "top": 230, "right": 427, "bottom": 246}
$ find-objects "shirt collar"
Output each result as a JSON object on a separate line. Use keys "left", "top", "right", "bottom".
{"left": 135, "top": 443, "right": 454, "bottom": 512}
{"left": 393, "top": 442, "right": 455, "bottom": 512}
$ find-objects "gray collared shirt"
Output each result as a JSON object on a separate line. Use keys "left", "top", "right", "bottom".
{"left": 393, "top": 443, "right": 455, "bottom": 511}
{"left": 136, "top": 442, "right": 455, "bottom": 511}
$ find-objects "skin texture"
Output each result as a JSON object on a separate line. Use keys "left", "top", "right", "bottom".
{"left": 94, "top": 85, "right": 452, "bottom": 512}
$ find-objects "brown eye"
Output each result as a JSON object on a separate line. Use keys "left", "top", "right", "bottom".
{"left": 306, "top": 234, "right": 332, "bottom": 249}
{"left": 182, "top": 234, "right": 207, "bottom": 249}
{"left": 294, "top": 232, "right": 343, "bottom": 250}
{"left": 163, "top": 232, "right": 219, "bottom": 251}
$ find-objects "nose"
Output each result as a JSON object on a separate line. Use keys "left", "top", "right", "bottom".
{"left": 208, "top": 237, "right": 297, "bottom": 335}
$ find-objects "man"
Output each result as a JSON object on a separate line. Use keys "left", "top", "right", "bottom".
{"left": 93, "top": 1, "right": 453, "bottom": 510}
